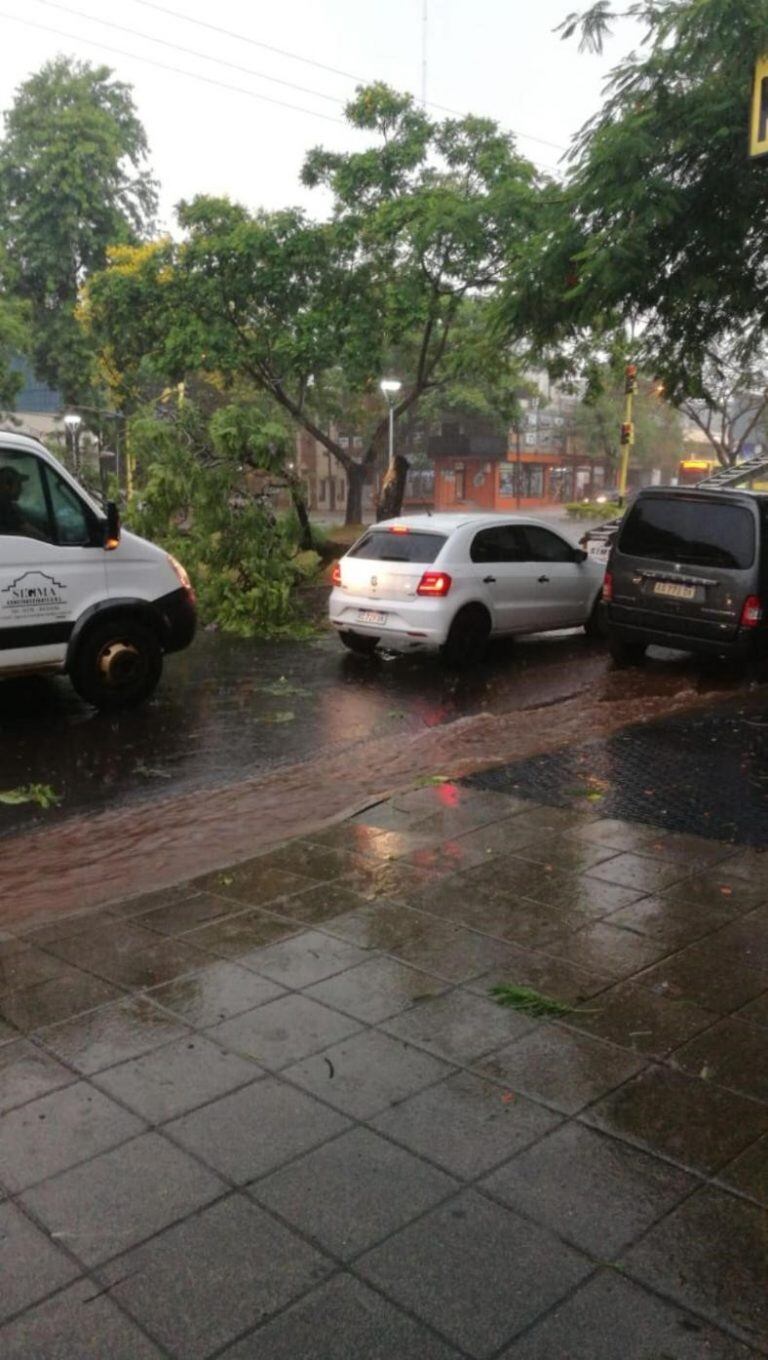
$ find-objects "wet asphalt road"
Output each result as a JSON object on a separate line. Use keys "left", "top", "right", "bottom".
{"left": 0, "top": 625, "right": 751, "bottom": 839}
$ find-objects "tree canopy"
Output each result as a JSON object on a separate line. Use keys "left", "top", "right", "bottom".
{"left": 86, "top": 84, "right": 542, "bottom": 522}
{"left": 502, "top": 0, "right": 768, "bottom": 461}
{"left": 0, "top": 57, "right": 157, "bottom": 404}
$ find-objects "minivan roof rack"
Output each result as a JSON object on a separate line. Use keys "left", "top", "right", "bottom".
{"left": 694, "top": 455, "right": 768, "bottom": 490}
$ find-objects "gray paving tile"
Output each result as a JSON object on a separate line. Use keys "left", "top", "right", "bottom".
{"left": 0, "top": 1279, "right": 163, "bottom": 1358}
{"left": 22, "top": 1132, "right": 224, "bottom": 1266}
{"left": 131, "top": 890, "right": 248, "bottom": 936}
{"left": 381, "top": 989, "right": 536, "bottom": 1063}
{"left": 322, "top": 901, "right": 513, "bottom": 980}
{"left": 476, "top": 1026, "right": 645, "bottom": 1114}
{"left": 167, "top": 1076, "right": 350, "bottom": 1183}
{"left": 284, "top": 1029, "right": 453, "bottom": 1119}
{"left": 542, "top": 922, "right": 673, "bottom": 980}
{"left": 219, "top": 1274, "right": 463, "bottom": 1359}
{"left": 671, "top": 1015, "right": 768, "bottom": 1104}
{"left": 563, "top": 979, "right": 717, "bottom": 1060}
{"left": 240, "top": 929, "right": 372, "bottom": 989}
{"left": 101, "top": 1193, "right": 331, "bottom": 1359}
{"left": 0, "top": 1038, "right": 74, "bottom": 1113}
{"left": 0, "top": 971, "right": 123, "bottom": 1033}
{"left": 0, "top": 1201, "right": 79, "bottom": 1324}
{"left": 252, "top": 1126, "right": 457, "bottom": 1258}
{"left": 36, "top": 995, "right": 191, "bottom": 1075}
{"left": 586, "top": 852, "right": 689, "bottom": 893}
{"left": 148, "top": 960, "right": 284, "bottom": 1028}
{"left": 584, "top": 1064, "right": 768, "bottom": 1174}
{"left": 0, "top": 1081, "right": 144, "bottom": 1192}
{"left": 0, "top": 945, "right": 73, "bottom": 995}
{"left": 622, "top": 1187, "right": 768, "bottom": 1350}
{"left": 483, "top": 1122, "right": 696, "bottom": 1255}
{"left": 93, "top": 1034, "right": 260, "bottom": 1123}
{"left": 716, "top": 1134, "right": 768, "bottom": 1207}
{"left": 305, "top": 956, "right": 447, "bottom": 1024}
{"left": 372, "top": 1071, "right": 562, "bottom": 1179}
{"left": 500, "top": 1270, "right": 758, "bottom": 1358}
{"left": 208, "top": 993, "right": 361, "bottom": 1071}
{"left": 358, "top": 1188, "right": 592, "bottom": 1358}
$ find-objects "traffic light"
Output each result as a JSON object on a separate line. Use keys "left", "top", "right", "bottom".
{"left": 620, "top": 422, "right": 633, "bottom": 446}
{"left": 624, "top": 364, "right": 638, "bottom": 395}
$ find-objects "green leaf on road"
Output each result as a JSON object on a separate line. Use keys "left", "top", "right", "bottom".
{"left": 0, "top": 783, "right": 61, "bottom": 809}
{"left": 490, "top": 985, "right": 577, "bottom": 1018}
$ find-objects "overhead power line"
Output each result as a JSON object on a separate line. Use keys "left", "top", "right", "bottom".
{"left": 32, "top": 0, "right": 342, "bottom": 106}
{"left": 127, "top": 0, "right": 568, "bottom": 153}
{"left": 0, "top": 9, "right": 343, "bottom": 122}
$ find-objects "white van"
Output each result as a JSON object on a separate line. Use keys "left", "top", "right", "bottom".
{"left": 0, "top": 431, "right": 195, "bottom": 709}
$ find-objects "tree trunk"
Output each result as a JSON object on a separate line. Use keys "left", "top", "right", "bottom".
{"left": 288, "top": 478, "right": 313, "bottom": 550}
{"left": 376, "top": 454, "right": 409, "bottom": 522}
{"left": 345, "top": 462, "right": 366, "bottom": 526}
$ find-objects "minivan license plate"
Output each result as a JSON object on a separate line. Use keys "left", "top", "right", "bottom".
{"left": 358, "top": 610, "right": 387, "bottom": 625}
{"left": 653, "top": 581, "right": 695, "bottom": 601}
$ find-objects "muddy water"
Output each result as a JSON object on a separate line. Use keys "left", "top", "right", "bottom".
{"left": 0, "top": 649, "right": 752, "bottom": 927}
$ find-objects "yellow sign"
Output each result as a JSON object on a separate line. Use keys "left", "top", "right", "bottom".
{"left": 750, "top": 55, "right": 768, "bottom": 158}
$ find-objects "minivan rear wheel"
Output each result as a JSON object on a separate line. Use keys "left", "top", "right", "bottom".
{"left": 70, "top": 617, "right": 163, "bottom": 710}
{"left": 442, "top": 605, "right": 491, "bottom": 667}
{"left": 339, "top": 631, "right": 379, "bottom": 656}
{"left": 608, "top": 635, "right": 647, "bottom": 668}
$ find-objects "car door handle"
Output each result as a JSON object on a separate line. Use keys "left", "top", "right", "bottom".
{"left": 537, "top": 575, "right": 550, "bottom": 584}
{"left": 483, "top": 575, "right": 496, "bottom": 584}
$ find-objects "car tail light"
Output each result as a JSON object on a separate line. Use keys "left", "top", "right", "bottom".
{"left": 740, "top": 594, "right": 763, "bottom": 628}
{"left": 331, "top": 561, "right": 341, "bottom": 587}
{"left": 602, "top": 571, "right": 613, "bottom": 603}
{"left": 417, "top": 571, "right": 452, "bottom": 597}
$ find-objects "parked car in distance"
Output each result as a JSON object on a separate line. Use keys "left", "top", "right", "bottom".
{"left": 604, "top": 486, "right": 768, "bottom": 668}
{"left": 329, "top": 514, "right": 606, "bottom": 664}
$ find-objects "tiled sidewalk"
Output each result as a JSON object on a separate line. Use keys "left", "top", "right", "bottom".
{"left": 0, "top": 783, "right": 767, "bottom": 1357}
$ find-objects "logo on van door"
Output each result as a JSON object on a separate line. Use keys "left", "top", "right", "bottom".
{"left": 1, "top": 571, "right": 68, "bottom": 621}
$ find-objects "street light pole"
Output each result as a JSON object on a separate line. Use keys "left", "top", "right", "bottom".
{"left": 379, "top": 378, "right": 402, "bottom": 473}
{"left": 63, "top": 413, "right": 82, "bottom": 476}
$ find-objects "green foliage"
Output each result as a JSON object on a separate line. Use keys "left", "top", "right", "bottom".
{"left": 0, "top": 293, "right": 29, "bottom": 412}
{"left": 566, "top": 500, "right": 621, "bottom": 519}
{"left": 489, "top": 985, "right": 578, "bottom": 1018}
{"left": 0, "top": 57, "right": 157, "bottom": 403}
{"left": 0, "top": 783, "right": 60, "bottom": 809}
{"left": 126, "top": 404, "right": 317, "bottom": 638}
{"left": 85, "top": 84, "right": 543, "bottom": 522}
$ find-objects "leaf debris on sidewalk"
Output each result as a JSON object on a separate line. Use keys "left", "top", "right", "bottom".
{"left": 0, "top": 783, "right": 60, "bottom": 809}
{"left": 489, "top": 984, "right": 581, "bottom": 1018}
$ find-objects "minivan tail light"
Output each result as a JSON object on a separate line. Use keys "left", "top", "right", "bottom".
{"left": 331, "top": 561, "right": 342, "bottom": 587}
{"left": 740, "top": 594, "right": 763, "bottom": 628}
{"left": 602, "top": 570, "right": 613, "bottom": 603}
{"left": 417, "top": 571, "right": 452, "bottom": 597}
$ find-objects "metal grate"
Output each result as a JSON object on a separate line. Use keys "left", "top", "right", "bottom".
{"left": 464, "top": 698, "right": 768, "bottom": 846}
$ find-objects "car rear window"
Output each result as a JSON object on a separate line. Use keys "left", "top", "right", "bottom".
{"left": 619, "top": 498, "right": 755, "bottom": 570}
{"left": 348, "top": 530, "right": 447, "bottom": 563}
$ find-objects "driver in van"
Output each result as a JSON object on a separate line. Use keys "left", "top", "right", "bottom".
{"left": 0, "top": 465, "right": 46, "bottom": 539}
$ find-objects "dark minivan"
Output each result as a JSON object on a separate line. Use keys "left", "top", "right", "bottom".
{"left": 604, "top": 487, "right": 768, "bottom": 667}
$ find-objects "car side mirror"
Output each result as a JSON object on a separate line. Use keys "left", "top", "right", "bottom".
{"left": 573, "top": 547, "right": 588, "bottom": 563}
{"left": 104, "top": 500, "right": 121, "bottom": 550}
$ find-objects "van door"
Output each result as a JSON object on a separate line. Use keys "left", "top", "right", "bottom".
{"left": 0, "top": 448, "right": 108, "bottom": 673}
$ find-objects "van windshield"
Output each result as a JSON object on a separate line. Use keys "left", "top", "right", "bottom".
{"left": 619, "top": 498, "right": 755, "bottom": 570}
{"left": 348, "top": 530, "right": 446, "bottom": 563}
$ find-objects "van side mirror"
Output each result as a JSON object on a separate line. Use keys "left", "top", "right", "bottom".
{"left": 573, "top": 547, "right": 588, "bottom": 563}
{"left": 104, "top": 500, "right": 121, "bottom": 550}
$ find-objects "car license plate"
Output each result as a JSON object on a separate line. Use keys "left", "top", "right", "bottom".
{"left": 358, "top": 610, "right": 387, "bottom": 626}
{"left": 653, "top": 580, "right": 696, "bottom": 601}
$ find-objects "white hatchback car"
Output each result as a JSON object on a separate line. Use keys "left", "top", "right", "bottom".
{"left": 329, "top": 514, "right": 606, "bottom": 663}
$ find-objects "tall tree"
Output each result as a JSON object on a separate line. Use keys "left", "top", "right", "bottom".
{"left": 502, "top": 0, "right": 768, "bottom": 463}
{"left": 0, "top": 57, "right": 157, "bottom": 404}
{"left": 85, "top": 84, "right": 542, "bottom": 523}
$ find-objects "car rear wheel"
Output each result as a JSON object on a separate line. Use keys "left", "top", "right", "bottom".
{"left": 441, "top": 605, "right": 491, "bottom": 667}
{"left": 70, "top": 617, "right": 163, "bottom": 710}
{"left": 339, "top": 630, "right": 379, "bottom": 656}
{"left": 608, "top": 635, "right": 647, "bottom": 667}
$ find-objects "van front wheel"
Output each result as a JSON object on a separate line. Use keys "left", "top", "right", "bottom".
{"left": 70, "top": 618, "right": 163, "bottom": 710}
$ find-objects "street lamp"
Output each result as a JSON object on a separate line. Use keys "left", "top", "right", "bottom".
{"left": 380, "top": 378, "right": 402, "bottom": 472}
{"left": 63, "top": 412, "right": 82, "bottom": 475}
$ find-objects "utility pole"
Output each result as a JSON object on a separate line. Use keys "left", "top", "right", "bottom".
{"left": 618, "top": 363, "right": 636, "bottom": 505}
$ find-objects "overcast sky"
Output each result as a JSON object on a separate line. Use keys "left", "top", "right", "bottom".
{"left": 1, "top": 0, "right": 638, "bottom": 230}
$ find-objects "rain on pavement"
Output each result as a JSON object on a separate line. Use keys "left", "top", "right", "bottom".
{"left": 0, "top": 624, "right": 755, "bottom": 839}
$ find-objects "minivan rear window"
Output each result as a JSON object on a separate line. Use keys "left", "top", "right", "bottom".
{"left": 619, "top": 498, "right": 755, "bottom": 570}
{"left": 348, "top": 530, "right": 447, "bottom": 564}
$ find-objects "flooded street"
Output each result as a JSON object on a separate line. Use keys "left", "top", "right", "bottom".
{"left": 0, "top": 627, "right": 747, "bottom": 840}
